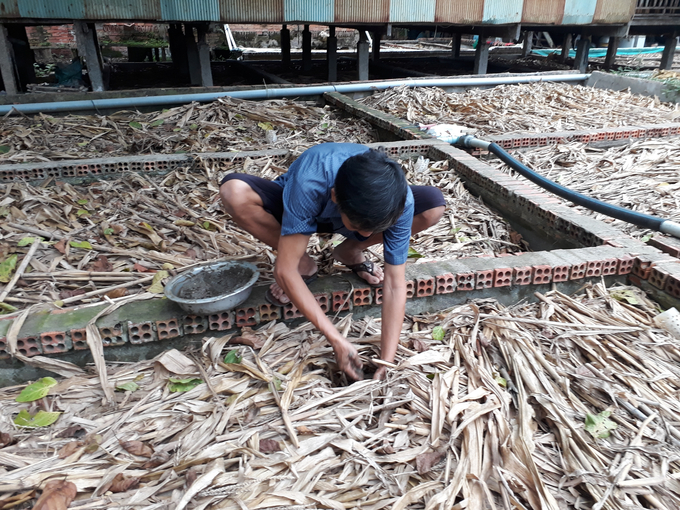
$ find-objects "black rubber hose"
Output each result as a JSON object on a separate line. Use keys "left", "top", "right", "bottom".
{"left": 487, "top": 142, "right": 664, "bottom": 231}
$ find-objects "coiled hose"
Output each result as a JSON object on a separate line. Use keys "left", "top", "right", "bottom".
{"left": 457, "top": 135, "right": 680, "bottom": 239}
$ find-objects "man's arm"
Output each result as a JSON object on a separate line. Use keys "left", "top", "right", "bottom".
{"left": 375, "top": 262, "right": 407, "bottom": 380}
{"left": 275, "top": 233, "right": 363, "bottom": 380}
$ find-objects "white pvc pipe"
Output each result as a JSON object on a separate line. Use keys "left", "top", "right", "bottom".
{"left": 0, "top": 73, "right": 590, "bottom": 115}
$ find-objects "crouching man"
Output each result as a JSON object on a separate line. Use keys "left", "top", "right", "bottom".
{"left": 220, "top": 143, "right": 445, "bottom": 381}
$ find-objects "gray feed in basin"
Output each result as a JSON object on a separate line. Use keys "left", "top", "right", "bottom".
{"left": 164, "top": 261, "right": 260, "bottom": 315}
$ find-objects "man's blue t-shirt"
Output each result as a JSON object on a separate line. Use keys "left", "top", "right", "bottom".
{"left": 274, "top": 143, "right": 414, "bottom": 266}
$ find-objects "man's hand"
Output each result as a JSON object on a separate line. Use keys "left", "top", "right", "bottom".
{"left": 373, "top": 366, "right": 387, "bottom": 381}
{"left": 331, "top": 336, "right": 364, "bottom": 381}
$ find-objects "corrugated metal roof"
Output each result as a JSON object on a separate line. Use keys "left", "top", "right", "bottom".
{"left": 482, "top": 0, "right": 522, "bottom": 23}
{"left": 220, "top": 0, "right": 284, "bottom": 23}
{"left": 84, "top": 0, "right": 160, "bottom": 20}
{"left": 592, "top": 0, "right": 636, "bottom": 23}
{"left": 335, "top": 0, "right": 389, "bottom": 23}
{"left": 159, "top": 0, "right": 220, "bottom": 21}
{"left": 18, "top": 0, "right": 85, "bottom": 19}
{"left": 435, "top": 0, "right": 484, "bottom": 23}
{"left": 390, "top": 0, "right": 435, "bottom": 22}
{"left": 0, "top": 0, "right": 19, "bottom": 17}
{"left": 562, "top": 0, "right": 595, "bottom": 24}
{"left": 284, "top": 0, "right": 334, "bottom": 23}
{"left": 522, "top": 0, "right": 565, "bottom": 24}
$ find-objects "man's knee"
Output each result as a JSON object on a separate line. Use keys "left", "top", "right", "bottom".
{"left": 220, "top": 179, "right": 258, "bottom": 217}
{"left": 421, "top": 205, "right": 445, "bottom": 227}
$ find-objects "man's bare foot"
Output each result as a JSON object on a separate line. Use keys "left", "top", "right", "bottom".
{"left": 268, "top": 253, "right": 318, "bottom": 304}
{"left": 332, "top": 243, "right": 383, "bottom": 286}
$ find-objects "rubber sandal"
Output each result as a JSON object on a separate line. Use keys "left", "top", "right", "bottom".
{"left": 343, "top": 260, "right": 383, "bottom": 288}
{"left": 264, "top": 272, "right": 318, "bottom": 306}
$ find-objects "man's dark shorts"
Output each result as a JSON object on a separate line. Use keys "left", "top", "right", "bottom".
{"left": 221, "top": 173, "right": 446, "bottom": 234}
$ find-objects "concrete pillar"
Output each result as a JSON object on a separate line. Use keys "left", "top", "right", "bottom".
{"left": 168, "top": 23, "right": 189, "bottom": 76}
{"left": 327, "top": 26, "right": 337, "bottom": 82}
{"left": 357, "top": 31, "right": 369, "bottom": 81}
{"left": 302, "top": 24, "right": 312, "bottom": 72}
{"left": 560, "top": 33, "right": 572, "bottom": 63}
{"left": 660, "top": 33, "right": 678, "bottom": 70}
{"left": 604, "top": 36, "right": 619, "bottom": 70}
{"left": 0, "top": 24, "right": 18, "bottom": 95}
{"left": 522, "top": 31, "right": 533, "bottom": 57}
{"left": 574, "top": 35, "right": 590, "bottom": 73}
{"left": 185, "top": 24, "right": 201, "bottom": 86}
{"left": 473, "top": 35, "right": 490, "bottom": 75}
{"left": 281, "top": 25, "right": 291, "bottom": 67}
{"left": 452, "top": 33, "right": 461, "bottom": 58}
{"left": 372, "top": 32, "right": 381, "bottom": 61}
{"left": 73, "top": 21, "right": 105, "bottom": 92}
{"left": 196, "top": 23, "right": 213, "bottom": 87}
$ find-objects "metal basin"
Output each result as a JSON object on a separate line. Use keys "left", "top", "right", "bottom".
{"left": 164, "top": 261, "right": 260, "bottom": 315}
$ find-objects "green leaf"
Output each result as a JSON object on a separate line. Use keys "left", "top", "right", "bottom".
{"left": 272, "top": 377, "right": 282, "bottom": 391}
{"left": 189, "top": 123, "right": 198, "bottom": 130}
{"left": 407, "top": 247, "right": 423, "bottom": 259}
{"left": 129, "top": 121, "right": 143, "bottom": 129}
{"left": 258, "top": 121, "right": 274, "bottom": 131}
{"left": 584, "top": 410, "right": 618, "bottom": 439}
{"left": 0, "top": 145, "right": 10, "bottom": 154}
{"left": 16, "top": 377, "right": 58, "bottom": 402}
{"left": 641, "top": 234, "right": 652, "bottom": 243}
{"left": 116, "top": 381, "right": 139, "bottom": 392}
{"left": 103, "top": 228, "right": 114, "bottom": 235}
{"left": 319, "top": 122, "right": 329, "bottom": 130}
{"left": 70, "top": 241, "right": 93, "bottom": 250}
{"left": 168, "top": 377, "right": 203, "bottom": 393}
{"left": 18, "top": 236, "right": 42, "bottom": 247}
{"left": 224, "top": 350, "right": 242, "bottom": 364}
{"left": 77, "top": 141, "right": 89, "bottom": 147}
{"left": 0, "top": 254, "right": 17, "bottom": 283}
{"left": 149, "top": 119, "right": 164, "bottom": 127}
{"left": 495, "top": 375, "right": 507, "bottom": 388}
{"left": 0, "top": 302, "right": 18, "bottom": 314}
{"left": 173, "top": 128, "right": 182, "bottom": 132}
{"left": 76, "top": 209, "right": 90, "bottom": 217}
{"left": 431, "top": 326, "right": 445, "bottom": 341}
{"left": 202, "top": 221, "right": 212, "bottom": 231}
{"left": 77, "top": 199, "right": 88, "bottom": 205}
{"left": 14, "top": 409, "right": 61, "bottom": 428}
{"left": 426, "top": 373, "right": 435, "bottom": 380}
{"left": 610, "top": 289, "right": 639, "bottom": 305}
{"left": 149, "top": 270, "right": 169, "bottom": 293}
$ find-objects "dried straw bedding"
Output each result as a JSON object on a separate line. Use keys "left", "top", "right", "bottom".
{"left": 1, "top": 283, "right": 680, "bottom": 509}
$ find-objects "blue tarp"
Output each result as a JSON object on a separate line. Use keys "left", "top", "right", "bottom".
{"left": 531, "top": 47, "right": 665, "bottom": 59}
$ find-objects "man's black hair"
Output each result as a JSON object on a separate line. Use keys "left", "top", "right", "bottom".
{"left": 334, "top": 148, "right": 408, "bottom": 232}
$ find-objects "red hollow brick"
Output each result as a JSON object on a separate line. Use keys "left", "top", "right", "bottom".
{"left": 664, "top": 275, "right": 680, "bottom": 298}
{"left": 260, "top": 303, "right": 281, "bottom": 322}
{"left": 494, "top": 268, "right": 513, "bottom": 287}
{"left": 235, "top": 307, "right": 257, "bottom": 327}
{"left": 617, "top": 256, "right": 634, "bottom": 275}
{"left": 375, "top": 287, "right": 383, "bottom": 305}
{"left": 586, "top": 261, "right": 603, "bottom": 278}
{"left": 457, "top": 272, "right": 475, "bottom": 291}
{"left": 332, "top": 291, "right": 351, "bottom": 312}
{"left": 128, "top": 322, "right": 157, "bottom": 344}
{"left": 514, "top": 267, "right": 533, "bottom": 285}
{"left": 183, "top": 315, "right": 208, "bottom": 335}
{"left": 209, "top": 311, "right": 233, "bottom": 331}
{"left": 17, "top": 336, "right": 42, "bottom": 357}
{"left": 601, "top": 258, "right": 618, "bottom": 276}
{"left": 416, "top": 278, "right": 435, "bottom": 297}
{"left": 156, "top": 319, "right": 181, "bottom": 340}
{"left": 0, "top": 337, "right": 7, "bottom": 360}
{"left": 41, "top": 331, "right": 69, "bottom": 354}
{"left": 533, "top": 265, "right": 552, "bottom": 285}
{"left": 70, "top": 328, "right": 88, "bottom": 350}
{"left": 552, "top": 265, "right": 570, "bottom": 283}
{"left": 632, "top": 257, "right": 652, "bottom": 279}
{"left": 570, "top": 262, "right": 587, "bottom": 280}
{"left": 283, "top": 301, "right": 304, "bottom": 319}
{"left": 648, "top": 267, "right": 670, "bottom": 290}
{"left": 353, "top": 287, "right": 373, "bottom": 306}
{"left": 405, "top": 281, "right": 415, "bottom": 299}
{"left": 100, "top": 324, "right": 126, "bottom": 346}
{"left": 315, "top": 293, "right": 330, "bottom": 313}
{"left": 475, "top": 270, "right": 494, "bottom": 290}
{"left": 436, "top": 273, "right": 456, "bottom": 294}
